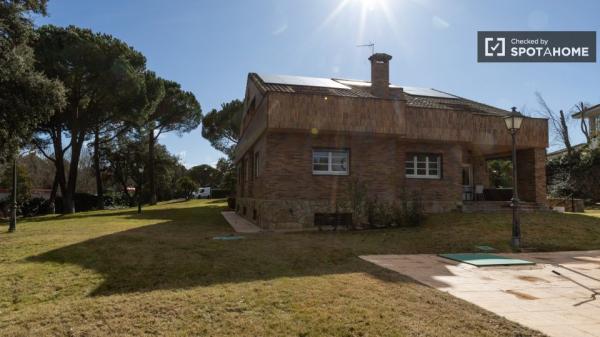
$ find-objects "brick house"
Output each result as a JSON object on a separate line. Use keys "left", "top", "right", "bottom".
{"left": 234, "top": 53, "right": 548, "bottom": 230}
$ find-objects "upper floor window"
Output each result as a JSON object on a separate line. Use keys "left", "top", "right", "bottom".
{"left": 313, "top": 149, "right": 349, "bottom": 175}
{"left": 594, "top": 115, "right": 600, "bottom": 132}
{"left": 405, "top": 153, "right": 441, "bottom": 179}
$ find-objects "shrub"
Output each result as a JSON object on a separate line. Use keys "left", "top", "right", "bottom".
{"left": 367, "top": 199, "right": 395, "bottom": 228}
{"left": 547, "top": 146, "right": 600, "bottom": 201}
{"left": 176, "top": 176, "right": 198, "bottom": 200}
{"left": 21, "top": 197, "right": 54, "bottom": 217}
{"left": 211, "top": 189, "right": 230, "bottom": 198}
{"left": 365, "top": 193, "right": 424, "bottom": 228}
{"left": 403, "top": 193, "right": 424, "bottom": 227}
{"left": 55, "top": 193, "right": 101, "bottom": 213}
{"left": 347, "top": 178, "right": 368, "bottom": 228}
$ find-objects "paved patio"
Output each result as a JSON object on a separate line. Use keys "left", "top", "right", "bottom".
{"left": 361, "top": 250, "right": 600, "bottom": 337}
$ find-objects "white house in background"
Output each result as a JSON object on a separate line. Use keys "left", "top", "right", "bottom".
{"left": 572, "top": 103, "right": 600, "bottom": 149}
{"left": 0, "top": 188, "right": 52, "bottom": 200}
{"left": 548, "top": 104, "right": 600, "bottom": 160}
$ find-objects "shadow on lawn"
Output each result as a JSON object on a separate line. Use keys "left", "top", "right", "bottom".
{"left": 25, "top": 203, "right": 600, "bottom": 297}
{"left": 26, "top": 203, "right": 407, "bottom": 296}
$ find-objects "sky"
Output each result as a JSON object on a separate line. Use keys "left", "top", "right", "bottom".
{"left": 35, "top": 0, "right": 600, "bottom": 166}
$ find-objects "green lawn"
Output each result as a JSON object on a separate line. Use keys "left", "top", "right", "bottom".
{"left": 1, "top": 200, "right": 599, "bottom": 336}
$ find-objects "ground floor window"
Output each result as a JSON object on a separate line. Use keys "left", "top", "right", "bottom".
{"left": 405, "top": 153, "right": 441, "bottom": 179}
{"left": 254, "top": 152, "right": 260, "bottom": 177}
{"left": 312, "top": 149, "right": 349, "bottom": 175}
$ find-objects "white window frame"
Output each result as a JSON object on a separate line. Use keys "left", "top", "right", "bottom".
{"left": 312, "top": 149, "right": 349, "bottom": 176}
{"left": 405, "top": 153, "right": 442, "bottom": 179}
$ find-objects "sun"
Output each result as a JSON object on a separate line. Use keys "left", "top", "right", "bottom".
{"left": 357, "top": 0, "right": 385, "bottom": 11}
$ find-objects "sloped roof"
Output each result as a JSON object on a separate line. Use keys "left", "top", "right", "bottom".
{"left": 249, "top": 73, "right": 510, "bottom": 116}
{"left": 572, "top": 103, "right": 600, "bottom": 118}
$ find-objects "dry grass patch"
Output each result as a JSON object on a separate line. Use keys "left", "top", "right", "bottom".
{"left": 1, "top": 199, "right": 599, "bottom": 336}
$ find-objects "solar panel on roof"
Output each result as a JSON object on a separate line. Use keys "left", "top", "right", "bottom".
{"left": 336, "top": 79, "right": 457, "bottom": 99}
{"left": 258, "top": 74, "right": 351, "bottom": 89}
{"left": 335, "top": 79, "right": 371, "bottom": 87}
{"left": 402, "top": 87, "right": 457, "bottom": 99}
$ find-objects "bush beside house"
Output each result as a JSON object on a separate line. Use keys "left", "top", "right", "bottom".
{"left": 547, "top": 145, "right": 600, "bottom": 203}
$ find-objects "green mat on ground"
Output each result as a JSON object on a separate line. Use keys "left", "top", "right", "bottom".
{"left": 438, "top": 253, "right": 535, "bottom": 266}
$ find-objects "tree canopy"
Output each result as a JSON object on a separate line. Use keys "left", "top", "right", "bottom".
{"left": 0, "top": 0, "right": 65, "bottom": 162}
{"left": 201, "top": 99, "right": 242, "bottom": 157}
{"left": 187, "top": 164, "right": 221, "bottom": 187}
{"left": 142, "top": 74, "right": 202, "bottom": 204}
{"left": 32, "top": 24, "right": 147, "bottom": 213}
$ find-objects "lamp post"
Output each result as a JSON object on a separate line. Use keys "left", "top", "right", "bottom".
{"left": 503, "top": 107, "right": 525, "bottom": 249}
{"left": 137, "top": 166, "right": 144, "bottom": 214}
{"left": 8, "top": 158, "right": 17, "bottom": 233}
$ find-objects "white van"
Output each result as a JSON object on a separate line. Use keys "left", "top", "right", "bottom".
{"left": 195, "top": 187, "right": 211, "bottom": 199}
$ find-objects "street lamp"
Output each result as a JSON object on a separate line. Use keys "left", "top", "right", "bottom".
{"left": 8, "top": 158, "right": 17, "bottom": 233}
{"left": 137, "top": 166, "right": 144, "bottom": 214}
{"left": 503, "top": 107, "right": 525, "bottom": 249}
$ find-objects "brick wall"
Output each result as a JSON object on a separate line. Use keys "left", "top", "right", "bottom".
{"left": 235, "top": 131, "right": 547, "bottom": 229}
{"left": 402, "top": 142, "right": 464, "bottom": 212}
{"left": 235, "top": 132, "right": 468, "bottom": 228}
{"left": 263, "top": 132, "right": 401, "bottom": 203}
{"left": 517, "top": 148, "right": 547, "bottom": 204}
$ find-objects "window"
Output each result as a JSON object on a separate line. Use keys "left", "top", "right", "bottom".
{"left": 594, "top": 115, "right": 600, "bottom": 131}
{"left": 405, "top": 153, "right": 442, "bottom": 179}
{"left": 253, "top": 152, "right": 260, "bottom": 178}
{"left": 312, "top": 149, "right": 349, "bottom": 175}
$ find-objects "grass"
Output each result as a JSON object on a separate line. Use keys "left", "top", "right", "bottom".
{"left": 584, "top": 209, "right": 600, "bottom": 218}
{"left": 1, "top": 200, "right": 599, "bottom": 336}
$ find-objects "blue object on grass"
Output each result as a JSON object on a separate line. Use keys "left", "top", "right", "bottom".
{"left": 212, "top": 235, "right": 245, "bottom": 240}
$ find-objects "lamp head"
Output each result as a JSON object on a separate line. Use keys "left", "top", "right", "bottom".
{"left": 504, "top": 107, "right": 524, "bottom": 133}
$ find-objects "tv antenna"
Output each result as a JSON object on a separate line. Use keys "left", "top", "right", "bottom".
{"left": 357, "top": 42, "right": 375, "bottom": 55}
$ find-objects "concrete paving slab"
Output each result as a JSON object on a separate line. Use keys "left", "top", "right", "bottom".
{"left": 361, "top": 250, "right": 600, "bottom": 337}
{"left": 221, "top": 211, "right": 262, "bottom": 233}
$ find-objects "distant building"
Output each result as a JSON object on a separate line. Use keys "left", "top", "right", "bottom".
{"left": 546, "top": 143, "right": 587, "bottom": 160}
{"left": 0, "top": 188, "right": 52, "bottom": 200}
{"left": 572, "top": 103, "right": 600, "bottom": 149}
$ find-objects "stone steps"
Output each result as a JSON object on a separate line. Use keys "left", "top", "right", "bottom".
{"left": 462, "top": 201, "right": 549, "bottom": 213}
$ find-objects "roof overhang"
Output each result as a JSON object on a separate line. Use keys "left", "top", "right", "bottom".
{"left": 572, "top": 103, "right": 600, "bottom": 118}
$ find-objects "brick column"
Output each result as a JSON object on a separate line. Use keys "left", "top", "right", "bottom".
{"left": 516, "top": 148, "right": 547, "bottom": 204}
{"left": 472, "top": 155, "right": 490, "bottom": 188}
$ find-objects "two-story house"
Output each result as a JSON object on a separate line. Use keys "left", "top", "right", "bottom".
{"left": 234, "top": 53, "right": 548, "bottom": 230}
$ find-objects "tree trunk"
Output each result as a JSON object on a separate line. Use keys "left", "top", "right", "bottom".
{"left": 93, "top": 127, "right": 104, "bottom": 210}
{"left": 148, "top": 128, "right": 157, "bottom": 205}
{"left": 559, "top": 110, "right": 572, "bottom": 156}
{"left": 62, "top": 132, "right": 85, "bottom": 214}
{"left": 51, "top": 127, "right": 67, "bottom": 212}
{"left": 580, "top": 112, "right": 592, "bottom": 144}
{"left": 49, "top": 170, "right": 59, "bottom": 214}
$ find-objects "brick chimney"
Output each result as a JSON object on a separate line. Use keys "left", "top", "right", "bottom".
{"left": 368, "top": 53, "right": 392, "bottom": 98}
